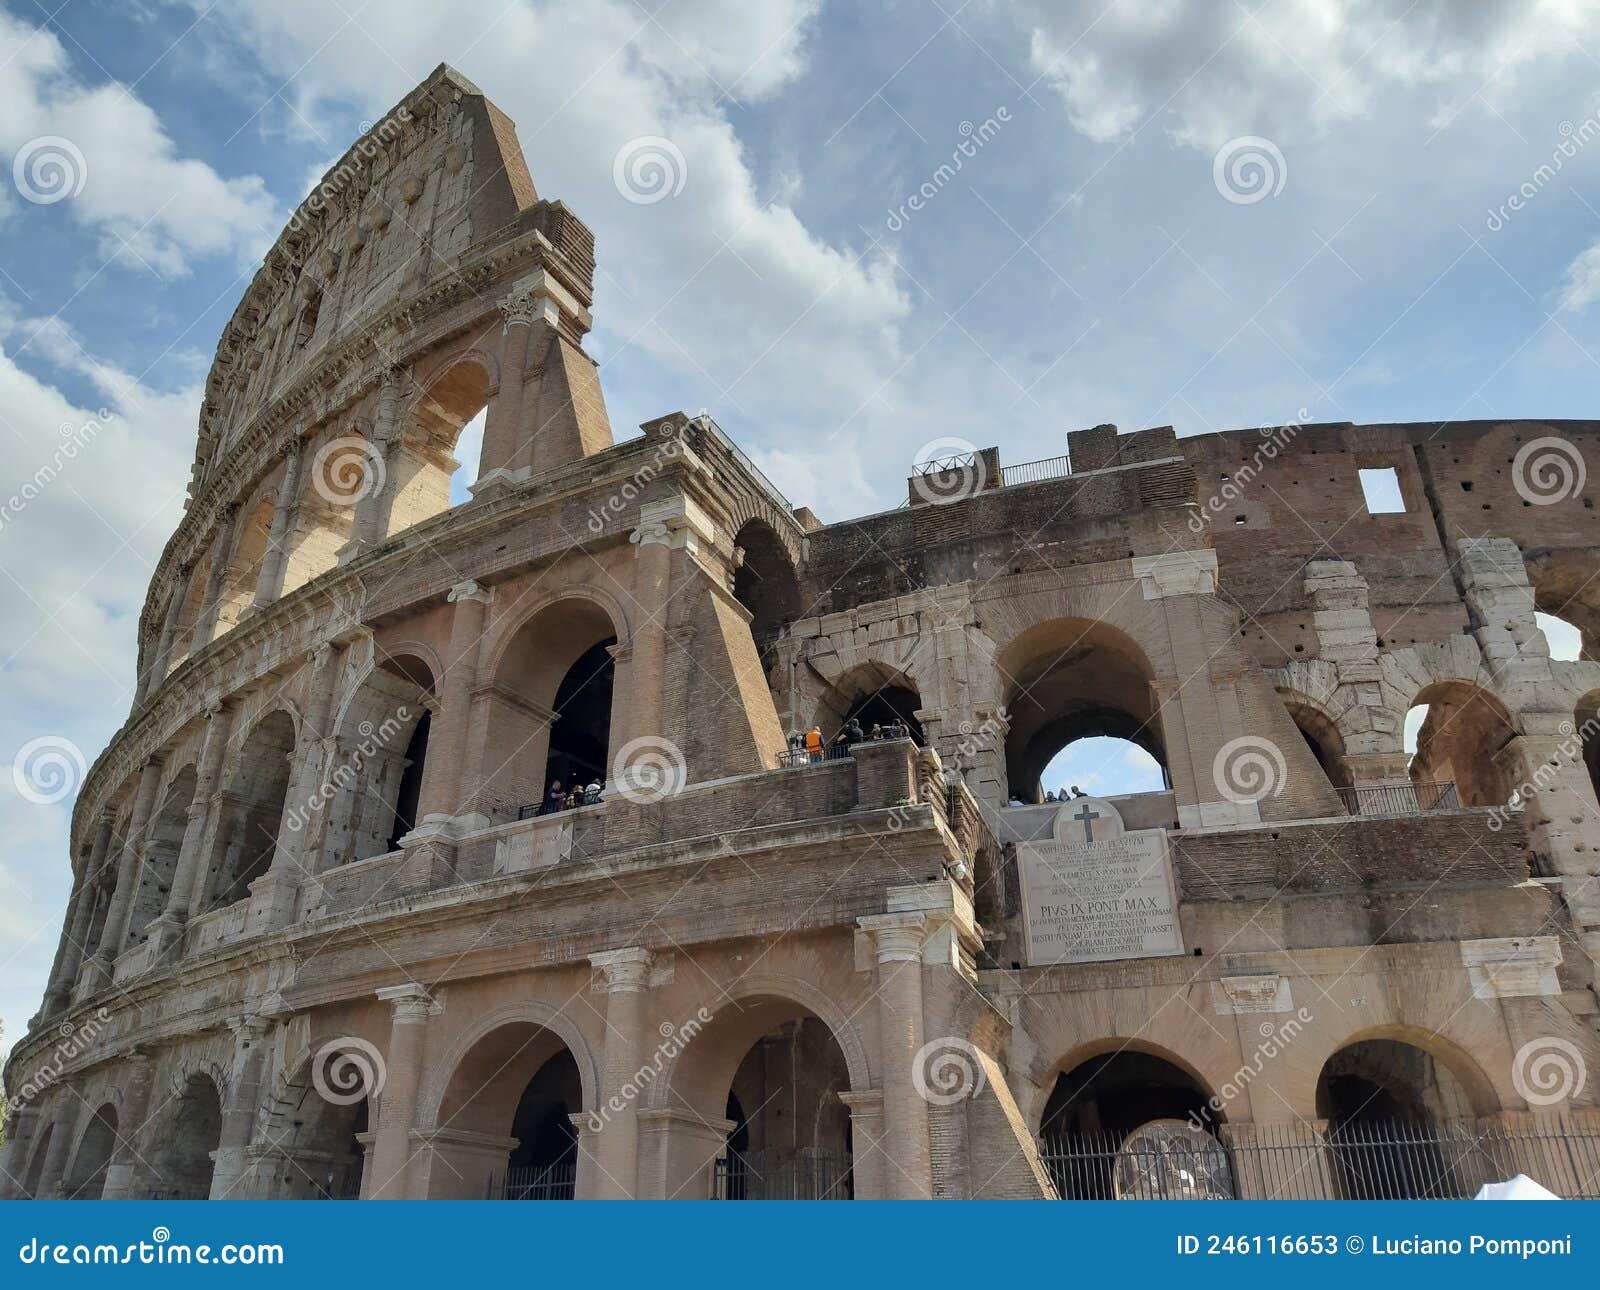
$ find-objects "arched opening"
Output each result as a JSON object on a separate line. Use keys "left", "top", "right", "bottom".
{"left": 386, "top": 358, "right": 492, "bottom": 538}
{"left": 1316, "top": 1038, "right": 1478, "bottom": 1199}
{"left": 999, "top": 619, "right": 1167, "bottom": 804}
{"left": 260, "top": 1066, "right": 369, "bottom": 1200}
{"left": 147, "top": 1073, "right": 223, "bottom": 1199}
{"left": 321, "top": 656, "right": 435, "bottom": 868}
{"left": 810, "top": 661, "right": 923, "bottom": 745}
{"left": 206, "top": 711, "right": 296, "bottom": 910}
{"left": 1037, "top": 1047, "right": 1226, "bottom": 1199}
{"left": 1405, "top": 681, "right": 1516, "bottom": 808}
{"left": 127, "top": 766, "right": 196, "bottom": 945}
{"left": 1280, "top": 693, "right": 1349, "bottom": 791}
{"left": 487, "top": 598, "right": 622, "bottom": 819}
{"left": 281, "top": 428, "right": 362, "bottom": 594}
{"left": 432, "top": 1022, "right": 585, "bottom": 1199}
{"left": 63, "top": 1104, "right": 118, "bottom": 1200}
{"left": 1577, "top": 690, "right": 1600, "bottom": 808}
{"left": 1526, "top": 551, "right": 1600, "bottom": 661}
{"left": 213, "top": 494, "right": 276, "bottom": 635}
{"left": 1536, "top": 611, "right": 1583, "bottom": 662}
{"left": 664, "top": 996, "right": 856, "bottom": 1200}
{"left": 167, "top": 546, "right": 217, "bottom": 669}
{"left": 21, "top": 1121, "right": 54, "bottom": 1199}
{"left": 732, "top": 519, "right": 802, "bottom": 671}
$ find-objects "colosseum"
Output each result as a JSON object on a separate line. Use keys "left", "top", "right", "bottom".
{"left": 5, "top": 64, "right": 1600, "bottom": 1203}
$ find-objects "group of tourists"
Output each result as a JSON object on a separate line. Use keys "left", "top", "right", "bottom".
{"left": 538, "top": 778, "right": 604, "bottom": 814}
{"left": 784, "top": 715, "right": 916, "bottom": 764}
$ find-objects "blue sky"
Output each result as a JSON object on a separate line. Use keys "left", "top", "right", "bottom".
{"left": 2, "top": 0, "right": 1599, "bottom": 1053}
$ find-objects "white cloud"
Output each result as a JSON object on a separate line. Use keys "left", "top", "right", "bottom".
{"left": 0, "top": 11, "right": 280, "bottom": 277}
{"left": 1024, "top": 0, "right": 1600, "bottom": 150}
{"left": 1559, "top": 243, "right": 1600, "bottom": 313}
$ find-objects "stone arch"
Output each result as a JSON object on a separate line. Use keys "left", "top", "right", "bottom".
{"left": 1526, "top": 549, "right": 1600, "bottom": 661}
{"left": 147, "top": 1070, "right": 224, "bottom": 1199}
{"left": 419, "top": 1000, "right": 601, "bottom": 1130}
{"left": 280, "top": 423, "right": 364, "bottom": 594}
{"left": 481, "top": 584, "right": 633, "bottom": 681}
{"left": 732, "top": 517, "right": 803, "bottom": 670}
{"left": 62, "top": 1103, "right": 118, "bottom": 1200}
{"left": 723, "top": 491, "right": 804, "bottom": 570}
{"left": 254, "top": 1051, "right": 370, "bottom": 1199}
{"left": 1406, "top": 679, "right": 1519, "bottom": 807}
{"left": 126, "top": 763, "right": 197, "bottom": 945}
{"left": 203, "top": 708, "right": 298, "bottom": 910}
{"left": 212, "top": 488, "right": 278, "bottom": 635}
{"left": 648, "top": 971, "right": 873, "bottom": 1115}
{"left": 1028, "top": 1036, "right": 1222, "bottom": 1137}
{"left": 1295, "top": 1023, "right": 1499, "bottom": 1121}
{"left": 807, "top": 658, "right": 925, "bottom": 743}
{"left": 384, "top": 351, "right": 498, "bottom": 537}
{"left": 1277, "top": 687, "right": 1350, "bottom": 790}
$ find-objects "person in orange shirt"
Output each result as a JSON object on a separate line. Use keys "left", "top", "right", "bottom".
{"left": 805, "top": 726, "right": 824, "bottom": 763}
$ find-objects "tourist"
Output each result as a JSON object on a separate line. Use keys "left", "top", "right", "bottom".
{"left": 584, "top": 780, "right": 603, "bottom": 806}
{"left": 542, "top": 780, "right": 565, "bottom": 815}
{"left": 805, "top": 726, "right": 824, "bottom": 763}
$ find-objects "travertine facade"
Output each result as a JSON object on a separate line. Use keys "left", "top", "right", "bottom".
{"left": 6, "top": 66, "right": 1600, "bottom": 1202}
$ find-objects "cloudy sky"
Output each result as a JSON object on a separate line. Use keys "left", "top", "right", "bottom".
{"left": 2, "top": 0, "right": 1598, "bottom": 1053}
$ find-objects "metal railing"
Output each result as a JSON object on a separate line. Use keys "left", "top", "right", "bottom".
{"left": 1039, "top": 1117, "right": 1600, "bottom": 1200}
{"left": 1335, "top": 781, "right": 1460, "bottom": 816}
{"left": 777, "top": 729, "right": 921, "bottom": 767}
{"left": 1000, "top": 452, "right": 1073, "bottom": 487}
{"left": 488, "top": 1160, "right": 576, "bottom": 1200}
{"left": 713, "top": 1149, "right": 853, "bottom": 1200}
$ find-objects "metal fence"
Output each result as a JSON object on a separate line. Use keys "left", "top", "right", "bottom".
{"left": 713, "top": 1150, "right": 853, "bottom": 1200}
{"left": 1000, "top": 452, "right": 1073, "bottom": 487}
{"left": 1039, "top": 1118, "right": 1600, "bottom": 1200}
{"left": 1335, "top": 781, "right": 1460, "bottom": 816}
{"left": 487, "top": 1161, "right": 577, "bottom": 1200}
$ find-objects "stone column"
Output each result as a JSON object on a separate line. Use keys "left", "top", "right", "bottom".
{"left": 0, "top": 1102, "right": 40, "bottom": 1199}
{"left": 100, "top": 1051, "right": 155, "bottom": 1200}
{"left": 33, "top": 1091, "right": 79, "bottom": 1199}
{"left": 623, "top": 507, "right": 677, "bottom": 754}
{"left": 342, "top": 366, "right": 406, "bottom": 561}
{"left": 152, "top": 700, "right": 235, "bottom": 958}
{"left": 191, "top": 506, "right": 241, "bottom": 647}
{"left": 138, "top": 562, "right": 193, "bottom": 704}
{"left": 569, "top": 1113, "right": 603, "bottom": 1201}
{"left": 838, "top": 1090, "right": 887, "bottom": 1200}
{"left": 38, "top": 817, "right": 110, "bottom": 1018}
{"left": 415, "top": 581, "right": 492, "bottom": 825}
{"left": 87, "top": 756, "right": 166, "bottom": 984}
{"left": 369, "top": 984, "right": 441, "bottom": 1199}
{"left": 857, "top": 912, "right": 933, "bottom": 1199}
{"left": 247, "top": 439, "right": 304, "bottom": 611}
{"left": 471, "top": 286, "right": 547, "bottom": 497}
{"left": 283, "top": 642, "right": 346, "bottom": 875}
{"left": 589, "top": 947, "right": 654, "bottom": 1199}
{"left": 210, "top": 1017, "right": 273, "bottom": 1199}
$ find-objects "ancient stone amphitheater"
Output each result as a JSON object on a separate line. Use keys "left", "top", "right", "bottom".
{"left": 6, "top": 65, "right": 1600, "bottom": 1202}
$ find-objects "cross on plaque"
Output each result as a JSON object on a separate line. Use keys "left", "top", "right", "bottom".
{"left": 1073, "top": 802, "right": 1100, "bottom": 844}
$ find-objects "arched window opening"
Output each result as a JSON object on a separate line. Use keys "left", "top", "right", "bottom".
{"left": 325, "top": 657, "right": 435, "bottom": 867}
{"left": 719, "top": 1018, "right": 852, "bottom": 1199}
{"left": 1577, "top": 692, "right": 1600, "bottom": 808}
{"left": 487, "top": 598, "right": 623, "bottom": 820}
{"left": 732, "top": 519, "right": 802, "bottom": 670}
{"left": 266, "top": 1081, "right": 368, "bottom": 1200}
{"left": 167, "top": 547, "right": 216, "bottom": 671}
{"left": 63, "top": 1105, "right": 118, "bottom": 1200}
{"left": 128, "top": 767, "right": 196, "bottom": 946}
{"left": 999, "top": 620, "right": 1166, "bottom": 805}
{"left": 22, "top": 1123, "right": 54, "bottom": 1199}
{"left": 209, "top": 711, "right": 296, "bottom": 910}
{"left": 1405, "top": 682, "right": 1516, "bottom": 809}
{"left": 1536, "top": 611, "right": 1583, "bottom": 661}
{"left": 1038, "top": 1050, "right": 1227, "bottom": 1200}
{"left": 385, "top": 360, "right": 492, "bottom": 540}
{"left": 1280, "top": 694, "right": 1349, "bottom": 791}
{"left": 1316, "top": 1039, "right": 1476, "bottom": 1200}
{"left": 811, "top": 663, "right": 923, "bottom": 746}
{"left": 1527, "top": 552, "right": 1600, "bottom": 661}
{"left": 280, "top": 429, "right": 362, "bottom": 595}
{"left": 148, "top": 1073, "right": 223, "bottom": 1199}
{"left": 546, "top": 639, "right": 616, "bottom": 796}
{"left": 214, "top": 495, "right": 276, "bottom": 636}
{"left": 433, "top": 1022, "right": 584, "bottom": 1199}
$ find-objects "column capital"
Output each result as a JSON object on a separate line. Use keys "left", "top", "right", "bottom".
{"left": 857, "top": 912, "right": 928, "bottom": 962}
{"left": 447, "top": 579, "right": 493, "bottom": 606}
{"left": 376, "top": 982, "right": 441, "bottom": 1021}
{"left": 590, "top": 946, "right": 654, "bottom": 992}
